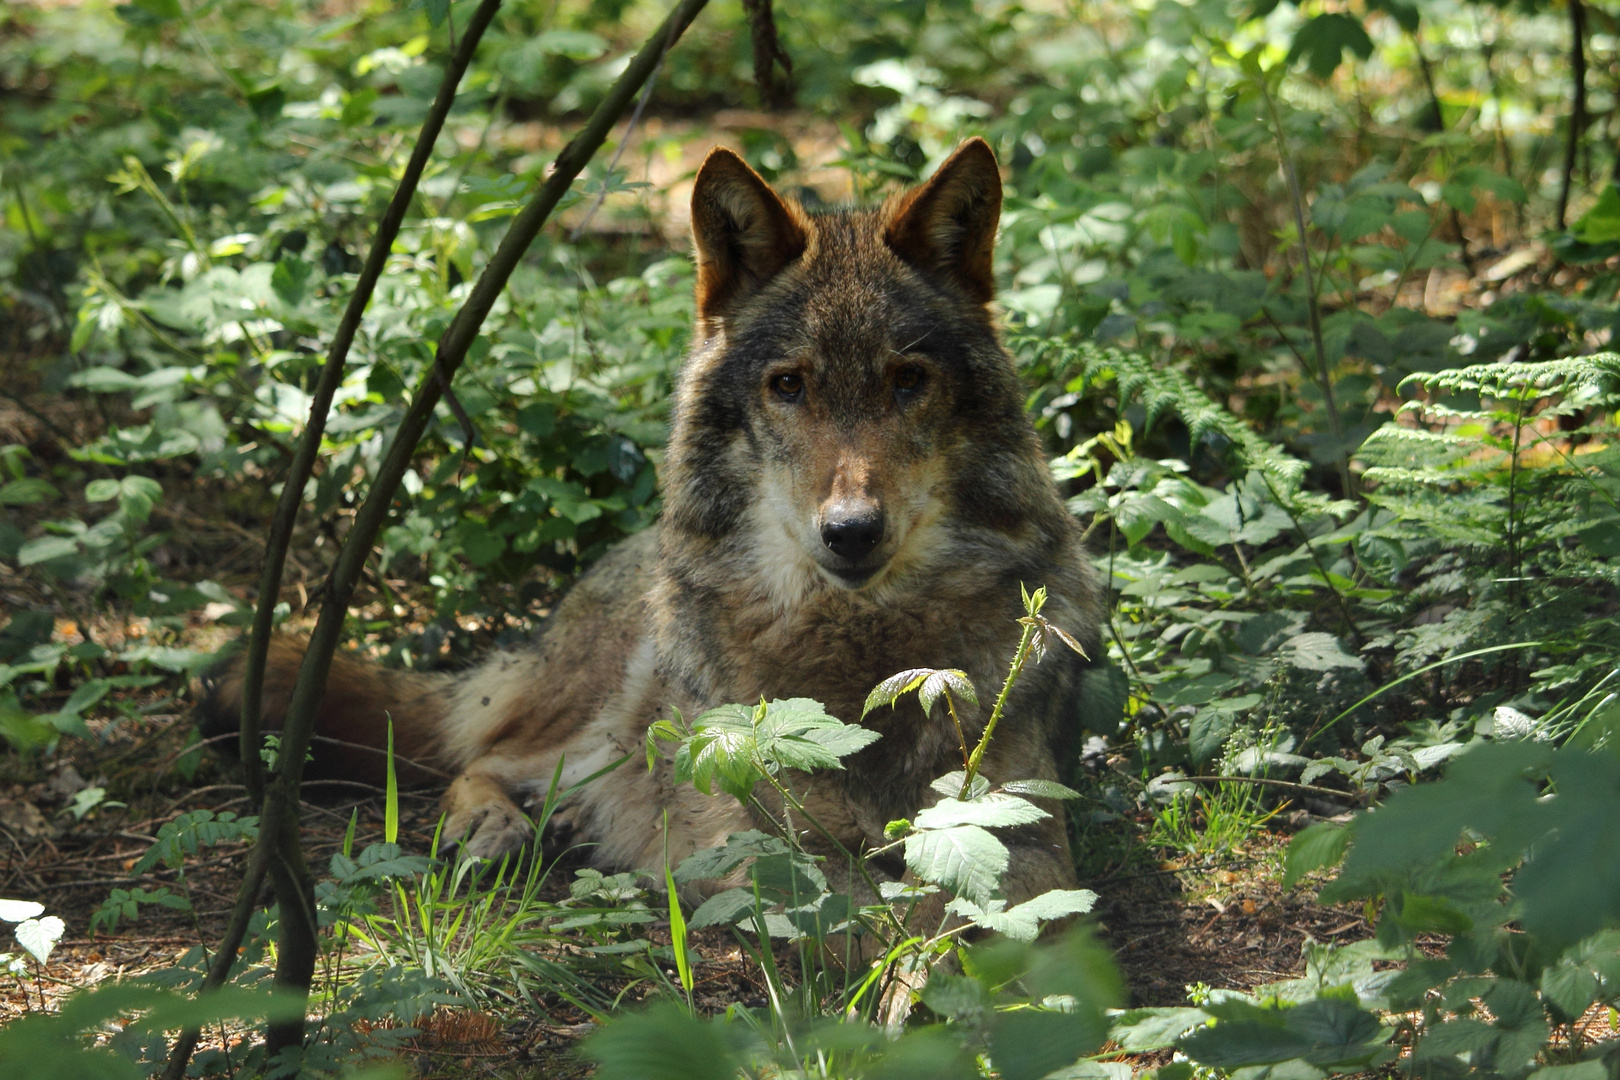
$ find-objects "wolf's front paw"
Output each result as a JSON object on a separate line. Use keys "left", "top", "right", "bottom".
{"left": 445, "top": 801, "right": 533, "bottom": 859}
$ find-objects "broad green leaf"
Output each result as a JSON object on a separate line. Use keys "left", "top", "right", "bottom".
{"left": 582, "top": 1004, "right": 745, "bottom": 1080}
{"left": 1282, "top": 822, "right": 1352, "bottom": 888}
{"left": 864, "top": 668, "right": 933, "bottom": 716}
{"left": 914, "top": 793, "right": 1048, "bottom": 830}
{"left": 688, "top": 887, "right": 757, "bottom": 929}
{"left": 673, "top": 831, "right": 788, "bottom": 885}
{"left": 1108, "top": 1007, "right": 1211, "bottom": 1052}
{"left": 904, "top": 824, "right": 1008, "bottom": 905}
{"left": 14, "top": 915, "right": 64, "bottom": 964}
{"left": 931, "top": 771, "right": 990, "bottom": 799}
{"left": 17, "top": 535, "right": 80, "bottom": 566}
{"left": 1286, "top": 13, "right": 1375, "bottom": 80}
{"left": 1279, "top": 633, "right": 1363, "bottom": 672}
{"left": 1539, "top": 963, "right": 1599, "bottom": 1020}
{"left": 0, "top": 479, "right": 58, "bottom": 506}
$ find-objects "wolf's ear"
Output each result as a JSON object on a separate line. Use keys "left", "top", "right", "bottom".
{"left": 885, "top": 138, "right": 1002, "bottom": 306}
{"left": 690, "top": 148, "right": 808, "bottom": 323}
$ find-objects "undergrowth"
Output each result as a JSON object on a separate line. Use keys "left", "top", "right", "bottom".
{"left": 4, "top": 0, "right": 1620, "bottom": 1075}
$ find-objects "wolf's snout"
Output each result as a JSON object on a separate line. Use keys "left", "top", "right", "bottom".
{"left": 820, "top": 506, "right": 885, "bottom": 561}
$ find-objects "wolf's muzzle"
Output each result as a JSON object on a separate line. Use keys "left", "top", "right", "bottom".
{"left": 820, "top": 509, "right": 884, "bottom": 561}
{"left": 819, "top": 507, "right": 886, "bottom": 585}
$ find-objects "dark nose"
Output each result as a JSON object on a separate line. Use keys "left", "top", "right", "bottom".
{"left": 821, "top": 508, "right": 885, "bottom": 561}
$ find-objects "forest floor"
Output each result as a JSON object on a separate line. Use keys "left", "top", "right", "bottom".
{"left": 0, "top": 644, "right": 1384, "bottom": 1076}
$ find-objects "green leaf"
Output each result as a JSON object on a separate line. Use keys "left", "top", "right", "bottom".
{"left": 1283, "top": 822, "right": 1352, "bottom": 889}
{"left": 1109, "top": 1007, "right": 1211, "bottom": 1052}
{"left": 16, "top": 535, "right": 80, "bottom": 566}
{"left": 0, "top": 479, "right": 58, "bottom": 506}
{"left": 1530, "top": 1063, "right": 1610, "bottom": 1080}
{"left": 1573, "top": 185, "right": 1620, "bottom": 244}
{"left": 914, "top": 793, "right": 1049, "bottom": 830}
{"left": 1278, "top": 633, "right": 1363, "bottom": 672}
{"left": 1539, "top": 963, "right": 1599, "bottom": 1020}
{"left": 1076, "top": 660, "right": 1130, "bottom": 735}
{"left": 1189, "top": 708, "right": 1236, "bottom": 766}
{"left": 688, "top": 887, "right": 757, "bottom": 929}
{"left": 904, "top": 824, "right": 1008, "bottom": 905}
{"left": 132, "top": 0, "right": 182, "bottom": 19}
{"left": 920, "top": 971, "right": 989, "bottom": 1022}
{"left": 864, "top": 668, "right": 933, "bottom": 716}
{"left": 1286, "top": 13, "right": 1375, "bottom": 80}
{"left": 582, "top": 1004, "right": 745, "bottom": 1080}
{"left": 424, "top": 0, "right": 450, "bottom": 27}
{"left": 533, "top": 29, "right": 609, "bottom": 59}
{"left": 967, "top": 889, "right": 1098, "bottom": 941}
{"left": 1000, "top": 779, "right": 1081, "bottom": 800}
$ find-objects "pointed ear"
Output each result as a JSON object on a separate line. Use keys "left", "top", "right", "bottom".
{"left": 690, "top": 148, "right": 809, "bottom": 323}
{"left": 884, "top": 138, "right": 1003, "bottom": 306}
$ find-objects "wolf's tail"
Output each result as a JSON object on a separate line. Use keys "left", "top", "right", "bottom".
{"left": 193, "top": 635, "right": 454, "bottom": 786}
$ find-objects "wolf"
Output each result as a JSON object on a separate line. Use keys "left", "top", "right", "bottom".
{"left": 199, "top": 137, "right": 1103, "bottom": 914}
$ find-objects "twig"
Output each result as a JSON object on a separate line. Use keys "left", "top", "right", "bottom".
{"left": 566, "top": 17, "right": 677, "bottom": 242}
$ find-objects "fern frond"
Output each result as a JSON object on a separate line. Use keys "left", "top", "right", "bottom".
{"left": 1360, "top": 466, "right": 1473, "bottom": 487}
{"left": 1360, "top": 425, "right": 1475, "bottom": 449}
{"left": 1398, "top": 352, "right": 1620, "bottom": 397}
{"left": 1021, "top": 335, "right": 1309, "bottom": 488}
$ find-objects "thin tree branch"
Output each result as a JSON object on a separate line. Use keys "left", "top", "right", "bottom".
{"left": 258, "top": 0, "right": 713, "bottom": 1062}
{"left": 236, "top": 0, "right": 506, "bottom": 809}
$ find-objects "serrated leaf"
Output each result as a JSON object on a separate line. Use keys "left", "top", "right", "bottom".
{"left": 904, "top": 824, "right": 1008, "bottom": 905}
{"left": 914, "top": 793, "right": 1049, "bottom": 830}
{"left": 673, "top": 831, "right": 788, "bottom": 885}
{"left": 918, "top": 669, "right": 977, "bottom": 716}
{"left": 931, "top": 771, "right": 990, "bottom": 799}
{"left": 1540, "top": 964, "right": 1599, "bottom": 1019}
{"left": 582, "top": 1003, "right": 742, "bottom": 1080}
{"left": 1000, "top": 779, "right": 1081, "bottom": 800}
{"left": 1279, "top": 633, "right": 1364, "bottom": 672}
{"left": 1109, "top": 1007, "right": 1211, "bottom": 1052}
{"left": 971, "top": 888, "right": 1099, "bottom": 941}
{"left": 864, "top": 668, "right": 933, "bottom": 716}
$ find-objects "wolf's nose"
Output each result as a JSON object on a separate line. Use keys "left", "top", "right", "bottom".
{"left": 821, "top": 511, "right": 884, "bottom": 560}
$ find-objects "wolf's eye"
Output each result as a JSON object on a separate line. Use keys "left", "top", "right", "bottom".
{"left": 771, "top": 373, "right": 804, "bottom": 402}
{"left": 894, "top": 364, "right": 925, "bottom": 395}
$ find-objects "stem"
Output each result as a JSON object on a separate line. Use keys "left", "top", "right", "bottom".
{"left": 237, "top": 0, "right": 506, "bottom": 809}
{"left": 961, "top": 620, "right": 1038, "bottom": 797}
{"left": 1506, "top": 390, "right": 1529, "bottom": 615}
{"left": 1257, "top": 73, "right": 1353, "bottom": 497}
{"left": 1558, "top": 0, "right": 1589, "bottom": 229}
{"left": 944, "top": 693, "right": 969, "bottom": 769}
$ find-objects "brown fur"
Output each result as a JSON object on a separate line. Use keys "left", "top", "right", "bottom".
{"left": 196, "top": 139, "right": 1103, "bottom": 918}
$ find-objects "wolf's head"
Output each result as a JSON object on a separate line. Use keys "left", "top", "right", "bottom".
{"left": 661, "top": 139, "right": 1069, "bottom": 608}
